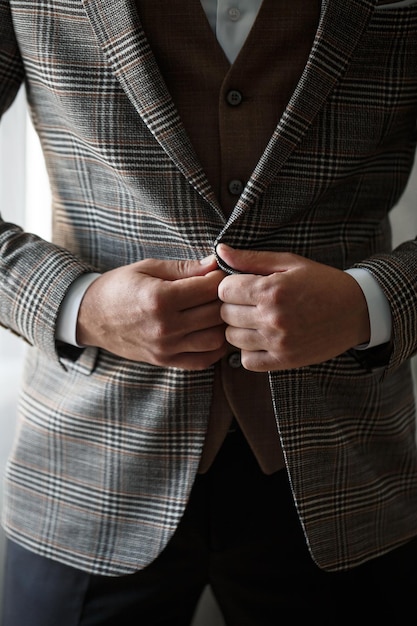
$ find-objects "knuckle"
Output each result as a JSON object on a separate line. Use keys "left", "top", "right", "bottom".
{"left": 218, "top": 278, "right": 233, "bottom": 301}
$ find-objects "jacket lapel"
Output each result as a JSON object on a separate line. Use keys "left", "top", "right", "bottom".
{"left": 81, "top": 0, "right": 222, "bottom": 215}
{"left": 81, "top": 0, "right": 377, "bottom": 227}
{"left": 219, "top": 0, "right": 378, "bottom": 234}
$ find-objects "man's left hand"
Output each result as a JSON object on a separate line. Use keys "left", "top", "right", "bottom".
{"left": 217, "top": 244, "right": 371, "bottom": 372}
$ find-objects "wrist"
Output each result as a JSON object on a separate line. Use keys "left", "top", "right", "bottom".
{"left": 56, "top": 273, "right": 101, "bottom": 346}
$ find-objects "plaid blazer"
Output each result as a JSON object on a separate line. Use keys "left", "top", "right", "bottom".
{"left": 1, "top": 0, "right": 417, "bottom": 575}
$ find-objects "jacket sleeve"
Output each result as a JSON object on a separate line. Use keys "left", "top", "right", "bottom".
{"left": 0, "top": 0, "right": 24, "bottom": 114}
{"left": 0, "top": 0, "right": 95, "bottom": 365}
{"left": 354, "top": 238, "right": 417, "bottom": 376}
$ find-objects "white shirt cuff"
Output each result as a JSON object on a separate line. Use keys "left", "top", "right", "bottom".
{"left": 344, "top": 268, "right": 392, "bottom": 350}
{"left": 56, "top": 273, "right": 101, "bottom": 347}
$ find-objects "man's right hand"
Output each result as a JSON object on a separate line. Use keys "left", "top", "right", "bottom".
{"left": 76, "top": 256, "right": 227, "bottom": 370}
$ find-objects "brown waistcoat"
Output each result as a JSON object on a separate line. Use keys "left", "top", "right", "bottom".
{"left": 136, "top": 0, "right": 320, "bottom": 473}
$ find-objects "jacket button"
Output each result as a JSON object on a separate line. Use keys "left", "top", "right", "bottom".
{"left": 226, "top": 90, "right": 243, "bottom": 106}
{"left": 228, "top": 352, "right": 242, "bottom": 368}
{"left": 228, "top": 179, "right": 244, "bottom": 195}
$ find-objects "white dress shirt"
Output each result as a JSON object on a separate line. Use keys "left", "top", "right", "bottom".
{"left": 200, "top": 0, "right": 263, "bottom": 63}
{"left": 56, "top": 0, "right": 392, "bottom": 349}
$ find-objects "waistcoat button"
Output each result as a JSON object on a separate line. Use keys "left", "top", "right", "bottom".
{"left": 228, "top": 179, "right": 244, "bottom": 195}
{"left": 228, "top": 352, "right": 242, "bottom": 368}
{"left": 226, "top": 90, "right": 243, "bottom": 106}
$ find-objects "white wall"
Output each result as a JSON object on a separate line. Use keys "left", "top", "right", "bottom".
{"left": 0, "top": 91, "right": 416, "bottom": 623}
{"left": 0, "top": 88, "right": 27, "bottom": 612}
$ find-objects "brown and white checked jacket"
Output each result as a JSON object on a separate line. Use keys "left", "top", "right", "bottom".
{"left": 1, "top": 0, "right": 417, "bottom": 575}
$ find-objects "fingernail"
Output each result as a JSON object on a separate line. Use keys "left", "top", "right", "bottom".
{"left": 200, "top": 254, "right": 215, "bottom": 265}
{"left": 216, "top": 243, "right": 230, "bottom": 254}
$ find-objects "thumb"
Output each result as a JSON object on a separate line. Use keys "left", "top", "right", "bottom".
{"left": 137, "top": 254, "right": 219, "bottom": 281}
{"left": 216, "top": 244, "right": 283, "bottom": 275}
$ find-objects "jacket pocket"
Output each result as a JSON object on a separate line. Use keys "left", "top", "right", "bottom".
{"left": 59, "top": 345, "right": 99, "bottom": 376}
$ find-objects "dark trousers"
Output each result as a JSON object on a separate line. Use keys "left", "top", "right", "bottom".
{"left": 3, "top": 426, "right": 417, "bottom": 626}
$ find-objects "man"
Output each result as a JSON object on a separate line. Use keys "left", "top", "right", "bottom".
{"left": 1, "top": 0, "right": 417, "bottom": 624}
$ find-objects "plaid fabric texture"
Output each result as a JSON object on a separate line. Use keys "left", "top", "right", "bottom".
{"left": 0, "top": 0, "right": 417, "bottom": 574}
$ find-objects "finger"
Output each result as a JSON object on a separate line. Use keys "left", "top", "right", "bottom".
{"left": 181, "top": 323, "right": 227, "bottom": 353}
{"left": 240, "top": 350, "right": 278, "bottom": 373}
{"left": 167, "top": 346, "right": 228, "bottom": 371}
{"left": 180, "top": 300, "right": 225, "bottom": 333}
{"left": 216, "top": 243, "right": 289, "bottom": 275}
{"left": 218, "top": 273, "right": 266, "bottom": 306}
{"left": 225, "top": 326, "right": 267, "bottom": 352}
{"left": 220, "top": 303, "right": 258, "bottom": 329}
{"left": 138, "top": 255, "right": 219, "bottom": 281}
{"left": 170, "top": 271, "right": 225, "bottom": 311}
